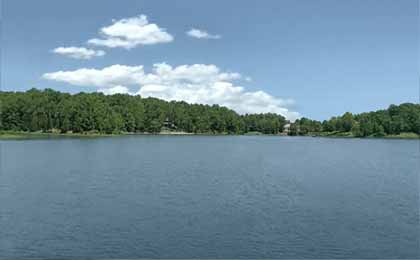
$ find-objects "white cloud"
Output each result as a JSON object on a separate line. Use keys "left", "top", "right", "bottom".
{"left": 145, "top": 63, "right": 241, "bottom": 84}
{"left": 186, "top": 28, "right": 221, "bottom": 39}
{"left": 42, "top": 64, "right": 145, "bottom": 87}
{"left": 98, "top": 85, "right": 130, "bottom": 95}
{"left": 52, "top": 47, "right": 105, "bottom": 60}
{"left": 42, "top": 63, "right": 299, "bottom": 120}
{"left": 88, "top": 14, "right": 173, "bottom": 49}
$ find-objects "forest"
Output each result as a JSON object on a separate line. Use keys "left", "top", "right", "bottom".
{"left": 0, "top": 89, "right": 287, "bottom": 135}
{"left": 289, "top": 103, "right": 420, "bottom": 137}
{"left": 1, "top": 89, "right": 419, "bottom": 138}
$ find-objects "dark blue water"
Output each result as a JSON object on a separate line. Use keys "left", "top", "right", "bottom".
{"left": 0, "top": 136, "right": 419, "bottom": 258}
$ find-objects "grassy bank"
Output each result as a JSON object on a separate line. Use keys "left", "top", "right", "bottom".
{"left": 0, "top": 130, "right": 227, "bottom": 139}
{"left": 2, "top": 130, "right": 419, "bottom": 140}
{"left": 300, "top": 131, "right": 420, "bottom": 139}
{"left": 0, "top": 130, "right": 120, "bottom": 139}
{"left": 383, "top": 132, "right": 420, "bottom": 139}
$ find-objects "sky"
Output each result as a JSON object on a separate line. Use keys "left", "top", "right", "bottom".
{"left": 1, "top": 0, "right": 418, "bottom": 121}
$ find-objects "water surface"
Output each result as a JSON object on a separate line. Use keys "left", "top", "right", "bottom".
{"left": 1, "top": 136, "right": 419, "bottom": 258}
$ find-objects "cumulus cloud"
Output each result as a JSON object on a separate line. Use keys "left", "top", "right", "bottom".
{"left": 87, "top": 14, "right": 173, "bottom": 49}
{"left": 98, "top": 85, "right": 131, "bottom": 95}
{"left": 43, "top": 64, "right": 145, "bottom": 87}
{"left": 42, "top": 63, "right": 299, "bottom": 120}
{"left": 186, "top": 28, "right": 221, "bottom": 39}
{"left": 52, "top": 47, "right": 105, "bottom": 59}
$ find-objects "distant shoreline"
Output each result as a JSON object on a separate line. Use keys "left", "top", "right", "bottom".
{"left": 296, "top": 131, "right": 420, "bottom": 140}
{"left": 1, "top": 130, "right": 418, "bottom": 140}
{"left": 0, "top": 130, "right": 232, "bottom": 140}
{"left": 0, "top": 130, "right": 194, "bottom": 139}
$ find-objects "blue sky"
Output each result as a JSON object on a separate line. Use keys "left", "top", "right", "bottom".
{"left": 1, "top": 0, "right": 418, "bottom": 120}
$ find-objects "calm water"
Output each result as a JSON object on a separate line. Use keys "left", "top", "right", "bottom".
{"left": 0, "top": 136, "right": 419, "bottom": 258}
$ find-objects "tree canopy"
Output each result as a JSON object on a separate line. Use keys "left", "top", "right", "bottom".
{"left": 0, "top": 89, "right": 287, "bottom": 135}
{"left": 289, "top": 103, "right": 420, "bottom": 137}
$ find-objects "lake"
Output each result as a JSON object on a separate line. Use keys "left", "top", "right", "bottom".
{"left": 0, "top": 136, "right": 419, "bottom": 258}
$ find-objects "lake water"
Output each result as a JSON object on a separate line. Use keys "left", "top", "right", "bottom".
{"left": 0, "top": 136, "right": 419, "bottom": 258}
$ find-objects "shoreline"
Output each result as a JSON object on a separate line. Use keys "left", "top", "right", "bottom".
{"left": 0, "top": 130, "right": 235, "bottom": 140}
{"left": 294, "top": 131, "right": 420, "bottom": 140}
{"left": 0, "top": 130, "right": 419, "bottom": 140}
{"left": 0, "top": 131, "right": 195, "bottom": 140}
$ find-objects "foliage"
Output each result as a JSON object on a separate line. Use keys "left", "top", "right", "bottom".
{"left": 0, "top": 89, "right": 287, "bottom": 135}
{"left": 289, "top": 103, "right": 420, "bottom": 137}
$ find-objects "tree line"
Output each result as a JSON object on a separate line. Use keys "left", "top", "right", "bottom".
{"left": 289, "top": 103, "right": 420, "bottom": 137}
{"left": 0, "top": 89, "right": 287, "bottom": 135}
